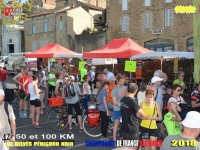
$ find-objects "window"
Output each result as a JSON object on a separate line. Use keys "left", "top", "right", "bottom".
{"left": 187, "top": 37, "right": 193, "bottom": 52}
{"left": 165, "top": 0, "right": 172, "bottom": 3}
{"left": 144, "top": 39, "right": 174, "bottom": 52}
{"left": 60, "top": 16, "right": 62, "bottom": 21}
{"left": 164, "top": 9, "right": 173, "bottom": 27}
{"left": 121, "top": 15, "right": 129, "bottom": 32}
{"left": 32, "top": 24, "right": 36, "bottom": 34}
{"left": 31, "top": 42, "right": 36, "bottom": 51}
{"left": 43, "top": 22, "right": 48, "bottom": 32}
{"left": 40, "top": 41, "right": 46, "bottom": 48}
{"left": 59, "top": 21, "right": 64, "bottom": 31}
{"left": 144, "top": 0, "right": 151, "bottom": 6}
{"left": 122, "top": 0, "right": 128, "bottom": 11}
{"left": 144, "top": 12, "right": 151, "bottom": 29}
{"left": 9, "top": 39, "right": 12, "bottom": 43}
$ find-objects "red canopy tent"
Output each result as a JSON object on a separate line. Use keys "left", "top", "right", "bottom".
{"left": 83, "top": 38, "right": 153, "bottom": 58}
{"left": 25, "top": 44, "right": 81, "bottom": 58}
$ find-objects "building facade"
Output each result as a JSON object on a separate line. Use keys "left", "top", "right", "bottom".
{"left": 24, "top": 0, "right": 106, "bottom": 52}
{"left": 2, "top": 25, "right": 24, "bottom": 56}
{"left": 106, "top": 0, "right": 193, "bottom": 52}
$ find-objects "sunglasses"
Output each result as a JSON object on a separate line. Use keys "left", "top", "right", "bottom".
{"left": 180, "top": 75, "right": 184, "bottom": 77}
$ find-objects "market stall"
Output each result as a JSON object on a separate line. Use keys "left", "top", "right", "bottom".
{"left": 83, "top": 38, "right": 153, "bottom": 58}
{"left": 25, "top": 44, "right": 82, "bottom": 72}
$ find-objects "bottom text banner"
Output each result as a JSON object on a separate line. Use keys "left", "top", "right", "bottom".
{"left": 5, "top": 141, "right": 75, "bottom": 147}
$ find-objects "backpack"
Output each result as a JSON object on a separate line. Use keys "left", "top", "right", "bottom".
{"left": 65, "top": 84, "right": 76, "bottom": 97}
{"left": 4, "top": 102, "right": 11, "bottom": 126}
{"left": 87, "top": 110, "right": 100, "bottom": 127}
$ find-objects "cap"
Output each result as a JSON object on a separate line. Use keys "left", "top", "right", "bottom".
{"left": 109, "top": 76, "right": 116, "bottom": 81}
{"left": 91, "top": 66, "right": 96, "bottom": 70}
{"left": 181, "top": 111, "right": 200, "bottom": 128}
{"left": 69, "top": 75, "right": 75, "bottom": 81}
{"left": 0, "top": 89, "right": 5, "bottom": 97}
{"left": 151, "top": 76, "right": 163, "bottom": 84}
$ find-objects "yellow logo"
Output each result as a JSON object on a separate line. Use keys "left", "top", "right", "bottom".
{"left": 174, "top": 5, "right": 196, "bottom": 14}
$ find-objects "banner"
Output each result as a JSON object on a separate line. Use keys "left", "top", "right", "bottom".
{"left": 125, "top": 61, "right": 136, "bottom": 72}
{"left": 79, "top": 61, "right": 87, "bottom": 70}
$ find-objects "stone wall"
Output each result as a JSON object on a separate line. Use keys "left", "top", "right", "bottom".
{"left": 74, "top": 32, "right": 106, "bottom": 53}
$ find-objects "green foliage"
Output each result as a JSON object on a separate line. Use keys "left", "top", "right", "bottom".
{"left": 81, "top": 27, "right": 101, "bottom": 35}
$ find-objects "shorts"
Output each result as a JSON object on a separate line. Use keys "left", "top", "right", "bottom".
{"left": 19, "top": 89, "right": 26, "bottom": 99}
{"left": 120, "top": 132, "right": 139, "bottom": 141}
{"left": 30, "top": 99, "right": 41, "bottom": 107}
{"left": 140, "top": 126, "right": 159, "bottom": 138}
{"left": 113, "top": 111, "right": 121, "bottom": 120}
{"left": 67, "top": 102, "right": 82, "bottom": 115}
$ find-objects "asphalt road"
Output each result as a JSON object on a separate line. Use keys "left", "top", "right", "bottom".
{"left": 3, "top": 75, "right": 114, "bottom": 150}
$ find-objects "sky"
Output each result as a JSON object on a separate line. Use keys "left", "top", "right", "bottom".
{"left": 21, "top": 0, "right": 28, "bottom": 3}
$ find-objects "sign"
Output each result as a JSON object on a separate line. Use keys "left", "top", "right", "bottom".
{"left": 136, "top": 68, "right": 142, "bottom": 79}
{"left": 125, "top": 61, "right": 136, "bottom": 72}
{"left": 79, "top": 61, "right": 86, "bottom": 70}
{"left": 92, "top": 58, "right": 117, "bottom": 65}
{"left": 4, "top": 7, "right": 14, "bottom": 16}
{"left": 174, "top": 58, "right": 179, "bottom": 73}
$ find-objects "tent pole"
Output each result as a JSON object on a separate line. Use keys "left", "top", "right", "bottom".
{"left": 161, "top": 59, "right": 163, "bottom": 71}
{"left": 48, "top": 58, "right": 50, "bottom": 73}
{"left": 112, "top": 63, "right": 114, "bottom": 73}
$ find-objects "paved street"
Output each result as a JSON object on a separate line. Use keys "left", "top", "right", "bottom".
{"left": 4, "top": 75, "right": 113, "bottom": 150}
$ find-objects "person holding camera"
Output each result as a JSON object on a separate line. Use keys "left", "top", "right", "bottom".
{"left": 191, "top": 83, "right": 200, "bottom": 113}
{"left": 62, "top": 75, "right": 83, "bottom": 132}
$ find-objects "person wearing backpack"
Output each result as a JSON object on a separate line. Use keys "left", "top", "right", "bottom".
{"left": 0, "top": 89, "right": 16, "bottom": 150}
{"left": 62, "top": 75, "right": 83, "bottom": 133}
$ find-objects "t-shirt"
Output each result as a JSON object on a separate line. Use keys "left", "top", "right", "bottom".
{"left": 28, "top": 82, "right": 40, "bottom": 100}
{"left": 112, "top": 85, "right": 127, "bottom": 111}
{"left": 156, "top": 86, "right": 163, "bottom": 111}
{"left": 97, "top": 88, "right": 107, "bottom": 112}
{"left": 173, "top": 79, "right": 185, "bottom": 94}
{"left": 161, "top": 135, "right": 200, "bottom": 150}
{"left": 48, "top": 73, "right": 56, "bottom": 86}
{"left": 163, "top": 112, "right": 182, "bottom": 135}
{"left": 137, "top": 91, "right": 146, "bottom": 106}
{"left": 106, "top": 71, "right": 114, "bottom": 81}
{"left": 24, "top": 77, "right": 33, "bottom": 94}
{"left": 120, "top": 96, "right": 140, "bottom": 134}
{"left": 0, "top": 69, "right": 7, "bottom": 81}
{"left": 65, "top": 83, "right": 80, "bottom": 104}
{"left": 107, "top": 83, "right": 115, "bottom": 103}
{"left": 140, "top": 101, "right": 158, "bottom": 129}
{"left": 81, "top": 68, "right": 87, "bottom": 82}
{"left": 191, "top": 89, "right": 200, "bottom": 112}
{"left": 168, "top": 96, "right": 185, "bottom": 105}
{"left": 19, "top": 73, "right": 28, "bottom": 90}
{"left": 0, "top": 102, "right": 16, "bottom": 140}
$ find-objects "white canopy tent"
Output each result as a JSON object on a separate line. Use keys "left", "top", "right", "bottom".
{"left": 130, "top": 52, "right": 194, "bottom": 71}
{"left": 130, "top": 52, "right": 194, "bottom": 60}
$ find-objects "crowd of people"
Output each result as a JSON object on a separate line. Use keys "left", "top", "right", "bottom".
{"left": 0, "top": 62, "right": 200, "bottom": 150}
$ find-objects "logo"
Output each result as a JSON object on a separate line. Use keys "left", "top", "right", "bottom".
{"left": 174, "top": 5, "right": 196, "bottom": 14}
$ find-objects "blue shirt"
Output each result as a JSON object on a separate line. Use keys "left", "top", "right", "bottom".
{"left": 97, "top": 88, "right": 107, "bottom": 112}
{"left": 106, "top": 71, "right": 114, "bottom": 81}
{"left": 156, "top": 86, "right": 163, "bottom": 111}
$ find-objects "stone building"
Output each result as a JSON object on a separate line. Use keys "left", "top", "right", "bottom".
{"left": 106, "top": 0, "right": 193, "bottom": 52}
{"left": 25, "top": 0, "right": 106, "bottom": 52}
